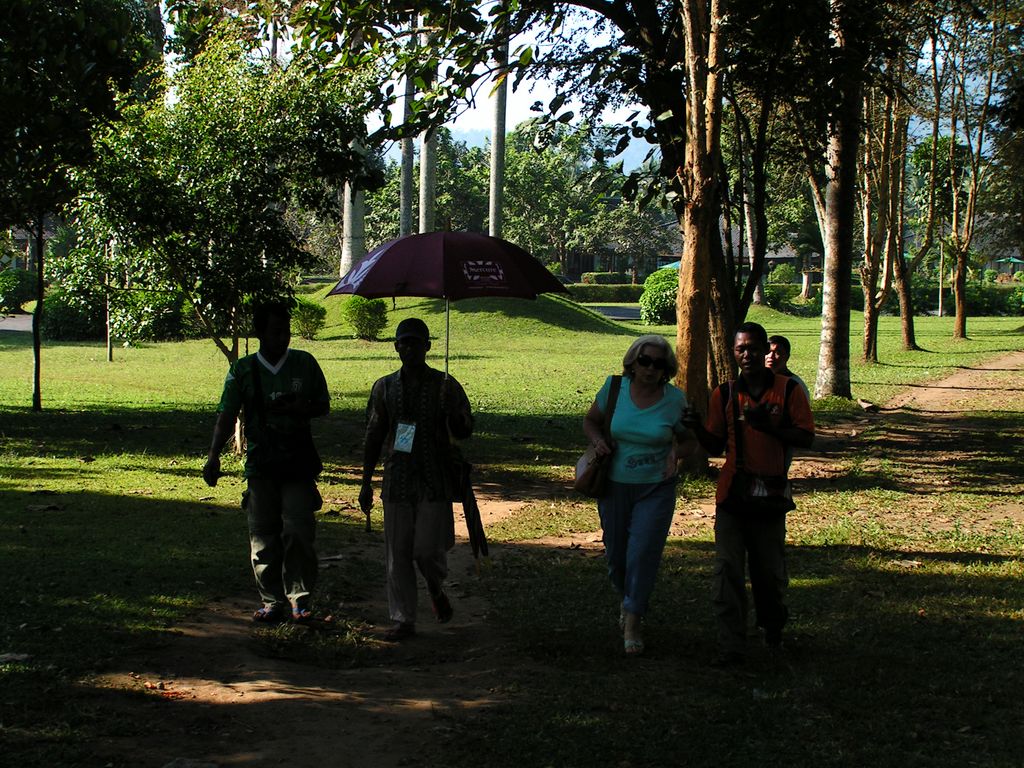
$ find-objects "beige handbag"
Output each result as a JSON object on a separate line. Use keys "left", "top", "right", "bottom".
{"left": 573, "top": 375, "right": 622, "bottom": 498}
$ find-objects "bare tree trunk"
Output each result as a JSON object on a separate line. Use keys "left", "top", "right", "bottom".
{"left": 417, "top": 21, "right": 437, "bottom": 234}
{"left": 953, "top": 248, "right": 968, "bottom": 338}
{"left": 860, "top": 88, "right": 896, "bottom": 364}
{"left": 105, "top": 239, "right": 114, "bottom": 362}
{"left": 946, "top": 5, "right": 1002, "bottom": 340}
{"left": 675, "top": 0, "right": 724, "bottom": 413}
{"left": 340, "top": 181, "right": 365, "bottom": 276}
{"left": 816, "top": 93, "right": 859, "bottom": 397}
{"left": 399, "top": 24, "right": 416, "bottom": 236}
{"left": 709, "top": 215, "right": 737, "bottom": 388}
{"left": 31, "top": 216, "right": 44, "bottom": 411}
{"left": 891, "top": 87, "right": 919, "bottom": 350}
{"left": 814, "top": 3, "right": 862, "bottom": 398}
{"left": 489, "top": 27, "right": 508, "bottom": 238}
{"left": 419, "top": 130, "right": 436, "bottom": 233}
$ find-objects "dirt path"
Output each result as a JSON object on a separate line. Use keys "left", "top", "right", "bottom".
{"left": 87, "top": 351, "right": 1024, "bottom": 768}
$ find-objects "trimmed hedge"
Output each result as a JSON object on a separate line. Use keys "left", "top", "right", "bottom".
{"left": 580, "top": 272, "right": 631, "bottom": 285}
{"left": 566, "top": 284, "right": 644, "bottom": 302}
{"left": 767, "top": 263, "right": 797, "bottom": 284}
{"left": 762, "top": 279, "right": 1024, "bottom": 317}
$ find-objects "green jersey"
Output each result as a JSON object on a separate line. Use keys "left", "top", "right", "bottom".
{"left": 217, "top": 349, "right": 329, "bottom": 478}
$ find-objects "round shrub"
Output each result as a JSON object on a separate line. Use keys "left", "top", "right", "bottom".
{"left": 293, "top": 296, "right": 327, "bottom": 340}
{"left": 639, "top": 268, "right": 678, "bottom": 325}
{"left": 767, "top": 263, "right": 797, "bottom": 284}
{"left": 40, "top": 289, "right": 105, "bottom": 340}
{"left": 111, "top": 289, "right": 188, "bottom": 342}
{"left": 763, "top": 283, "right": 802, "bottom": 311}
{"left": 1008, "top": 284, "right": 1024, "bottom": 315}
{"left": 343, "top": 295, "right": 388, "bottom": 340}
{"left": 0, "top": 268, "right": 36, "bottom": 313}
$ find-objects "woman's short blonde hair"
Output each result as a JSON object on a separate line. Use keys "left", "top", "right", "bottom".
{"left": 621, "top": 334, "right": 677, "bottom": 383}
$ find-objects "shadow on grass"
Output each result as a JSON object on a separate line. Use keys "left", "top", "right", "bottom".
{"left": 0, "top": 485, "right": 379, "bottom": 767}
{"left": 434, "top": 536, "right": 1024, "bottom": 768}
{"left": 0, "top": 404, "right": 585, "bottom": 498}
{"left": 4, "top": 451, "right": 1024, "bottom": 768}
{"left": 798, "top": 409, "right": 1024, "bottom": 497}
{"left": 14, "top": 528, "right": 1021, "bottom": 768}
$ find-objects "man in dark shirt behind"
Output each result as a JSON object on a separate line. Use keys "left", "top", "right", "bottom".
{"left": 359, "top": 318, "right": 474, "bottom": 641}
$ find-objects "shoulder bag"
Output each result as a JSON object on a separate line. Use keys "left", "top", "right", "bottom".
{"left": 573, "top": 375, "right": 623, "bottom": 498}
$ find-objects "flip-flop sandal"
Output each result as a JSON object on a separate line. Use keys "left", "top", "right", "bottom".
{"left": 292, "top": 607, "right": 314, "bottom": 624}
{"left": 624, "top": 638, "right": 645, "bottom": 656}
{"left": 252, "top": 606, "right": 286, "bottom": 623}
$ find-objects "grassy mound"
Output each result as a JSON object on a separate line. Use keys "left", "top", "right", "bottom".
{"left": 314, "top": 288, "right": 632, "bottom": 341}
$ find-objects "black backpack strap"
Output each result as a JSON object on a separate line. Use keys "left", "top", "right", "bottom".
{"left": 782, "top": 375, "right": 797, "bottom": 409}
{"left": 603, "top": 375, "right": 623, "bottom": 443}
{"left": 729, "top": 381, "right": 746, "bottom": 473}
{"left": 248, "top": 357, "right": 268, "bottom": 429}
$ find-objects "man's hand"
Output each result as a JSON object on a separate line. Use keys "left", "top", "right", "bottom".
{"left": 744, "top": 403, "right": 772, "bottom": 431}
{"left": 270, "top": 393, "right": 308, "bottom": 417}
{"left": 202, "top": 456, "right": 221, "bottom": 487}
{"left": 358, "top": 483, "right": 374, "bottom": 514}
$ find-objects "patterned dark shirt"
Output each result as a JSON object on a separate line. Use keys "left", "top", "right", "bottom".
{"left": 365, "top": 366, "right": 473, "bottom": 502}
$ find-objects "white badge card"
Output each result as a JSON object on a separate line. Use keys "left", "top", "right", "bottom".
{"left": 394, "top": 421, "right": 416, "bottom": 453}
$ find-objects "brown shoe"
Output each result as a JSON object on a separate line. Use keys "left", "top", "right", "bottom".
{"left": 384, "top": 622, "right": 416, "bottom": 641}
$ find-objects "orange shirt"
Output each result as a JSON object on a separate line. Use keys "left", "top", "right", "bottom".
{"left": 705, "top": 373, "right": 814, "bottom": 504}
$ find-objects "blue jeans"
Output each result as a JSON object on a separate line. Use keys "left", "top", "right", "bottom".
{"left": 598, "top": 478, "right": 676, "bottom": 616}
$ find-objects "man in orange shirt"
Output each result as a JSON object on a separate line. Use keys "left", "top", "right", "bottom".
{"left": 684, "top": 322, "right": 814, "bottom": 667}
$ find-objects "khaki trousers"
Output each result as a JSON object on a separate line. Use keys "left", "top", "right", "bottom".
{"left": 383, "top": 500, "right": 454, "bottom": 624}
{"left": 246, "top": 476, "right": 321, "bottom": 611}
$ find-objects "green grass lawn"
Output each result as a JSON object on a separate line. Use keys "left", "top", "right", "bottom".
{"left": 1, "top": 297, "right": 1023, "bottom": 766}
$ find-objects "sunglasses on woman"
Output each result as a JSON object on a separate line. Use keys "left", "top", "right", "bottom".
{"left": 635, "top": 353, "right": 667, "bottom": 370}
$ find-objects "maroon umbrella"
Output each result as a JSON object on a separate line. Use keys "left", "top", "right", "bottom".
{"left": 328, "top": 231, "right": 569, "bottom": 369}
{"left": 329, "top": 231, "right": 568, "bottom": 301}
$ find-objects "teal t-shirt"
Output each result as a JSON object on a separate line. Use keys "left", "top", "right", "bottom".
{"left": 595, "top": 375, "right": 688, "bottom": 484}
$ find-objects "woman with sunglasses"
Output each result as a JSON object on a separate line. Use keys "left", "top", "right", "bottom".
{"left": 583, "top": 334, "right": 689, "bottom": 655}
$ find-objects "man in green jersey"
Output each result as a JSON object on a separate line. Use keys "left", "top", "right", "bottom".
{"left": 203, "top": 302, "right": 330, "bottom": 623}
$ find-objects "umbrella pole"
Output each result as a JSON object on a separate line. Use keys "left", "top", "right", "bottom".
{"left": 445, "top": 297, "right": 450, "bottom": 377}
